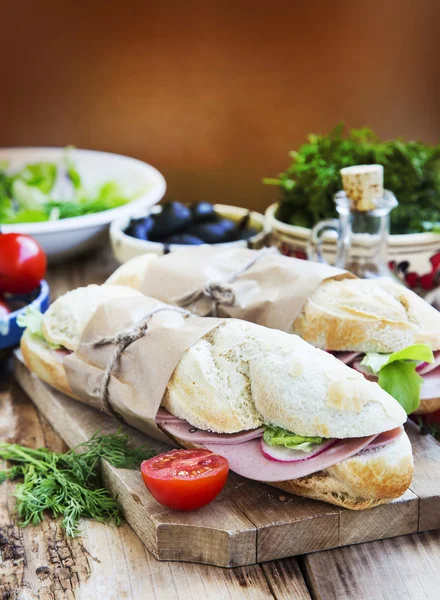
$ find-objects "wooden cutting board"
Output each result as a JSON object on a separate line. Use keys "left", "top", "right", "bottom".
{"left": 13, "top": 355, "right": 440, "bottom": 568}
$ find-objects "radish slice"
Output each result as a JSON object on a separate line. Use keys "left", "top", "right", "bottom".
{"left": 417, "top": 352, "right": 440, "bottom": 374}
{"left": 260, "top": 438, "right": 336, "bottom": 463}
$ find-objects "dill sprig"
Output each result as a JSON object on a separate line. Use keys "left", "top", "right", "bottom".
{"left": 0, "top": 429, "right": 155, "bottom": 537}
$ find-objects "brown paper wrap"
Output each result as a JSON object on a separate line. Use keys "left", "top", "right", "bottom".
{"left": 140, "top": 247, "right": 352, "bottom": 333}
{"left": 63, "top": 295, "right": 224, "bottom": 444}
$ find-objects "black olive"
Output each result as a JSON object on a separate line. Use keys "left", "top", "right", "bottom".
{"left": 235, "top": 226, "right": 259, "bottom": 240}
{"left": 191, "top": 201, "right": 217, "bottom": 223}
{"left": 126, "top": 216, "right": 155, "bottom": 240}
{"left": 189, "top": 218, "right": 237, "bottom": 244}
{"left": 164, "top": 234, "right": 205, "bottom": 245}
{"left": 236, "top": 212, "right": 251, "bottom": 231}
{"left": 150, "top": 201, "right": 192, "bottom": 240}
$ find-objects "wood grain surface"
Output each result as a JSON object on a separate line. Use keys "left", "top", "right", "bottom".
{"left": 0, "top": 377, "right": 307, "bottom": 599}
{"left": 305, "top": 531, "right": 440, "bottom": 600}
{"left": 14, "top": 353, "right": 440, "bottom": 568}
{"left": 3, "top": 245, "right": 440, "bottom": 597}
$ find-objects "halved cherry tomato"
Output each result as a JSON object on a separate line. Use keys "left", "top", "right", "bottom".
{"left": 0, "top": 297, "right": 10, "bottom": 318}
{"left": 0, "top": 234, "right": 46, "bottom": 294}
{"left": 140, "top": 449, "right": 229, "bottom": 511}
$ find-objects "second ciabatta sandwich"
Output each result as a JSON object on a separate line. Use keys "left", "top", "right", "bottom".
{"left": 20, "top": 284, "right": 412, "bottom": 510}
{"left": 107, "top": 251, "right": 440, "bottom": 414}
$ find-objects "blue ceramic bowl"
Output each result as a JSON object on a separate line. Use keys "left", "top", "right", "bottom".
{"left": 0, "top": 280, "right": 50, "bottom": 350}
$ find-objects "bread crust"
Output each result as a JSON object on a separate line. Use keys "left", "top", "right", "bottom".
{"left": 107, "top": 255, "right": 440, "bottom": 354}
{"left": 21, "top": 331, "right": 77, "bottom": 399}
{"left": 414, "top": 397, "right": 440, "bottom": 414}
{"left": 20, "top": 333, "right": 413, "bottom": 510}
{"left": 293, "top": 278, "right": 440, "bottom": 353}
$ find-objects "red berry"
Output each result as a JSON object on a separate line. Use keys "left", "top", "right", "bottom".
{"left": 430, "top": 253, "right": 440, "bottom": 270}
{"left": 405, "top": 272, "right": 419, "bottom": 288}
{"left": 420, "top": 272, "right": 435, "bottom": 290}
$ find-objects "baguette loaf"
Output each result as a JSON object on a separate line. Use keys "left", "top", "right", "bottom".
{"left": 107, "top": 254, "right": 440, "bottom": 353}
{"left": 293, "top": 277, "right": 440, "bottom": 352}
{"left": 21, "top": 284, "right": 413, "bottom": 510}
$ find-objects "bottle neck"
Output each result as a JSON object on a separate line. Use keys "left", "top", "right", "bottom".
{"left": 334, "top": 190, "right": 398, "bottom": 279}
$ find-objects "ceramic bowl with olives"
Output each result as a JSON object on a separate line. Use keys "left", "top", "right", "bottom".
{"left": 110, "top": 202, "right": 269, "bottom": 264}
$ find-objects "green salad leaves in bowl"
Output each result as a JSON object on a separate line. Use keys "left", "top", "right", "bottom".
{"left": 0, "top": 147, "right": 166, "bottom": 263}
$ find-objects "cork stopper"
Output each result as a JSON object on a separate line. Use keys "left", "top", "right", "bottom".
{"left": 340, "top": 164, "right": 384, "bottom": 212}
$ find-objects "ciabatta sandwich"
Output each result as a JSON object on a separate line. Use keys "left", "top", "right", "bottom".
{"left": 20, "top": 284, "right": 413, "bottom": 510}
{"left": 107, "top": 253, "right": 440, "bottom": 415}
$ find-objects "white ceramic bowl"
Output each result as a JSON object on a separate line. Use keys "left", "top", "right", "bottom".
{"left": 110, "top": 204, "right": 270, "bottom": 263}
{"left": 265, "top": 202, "right": 440, "bottom": 294}
{"left": 0, "top": 147, "right": 166, "bottom": 263}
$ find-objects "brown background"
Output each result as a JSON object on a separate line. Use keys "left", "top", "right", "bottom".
{"left": 1, "top": 0, "right": 439, "bottom": 212}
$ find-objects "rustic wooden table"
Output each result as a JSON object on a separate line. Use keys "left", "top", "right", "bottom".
{"left": 1, "top": 246, "right": 440, "bottom": 600}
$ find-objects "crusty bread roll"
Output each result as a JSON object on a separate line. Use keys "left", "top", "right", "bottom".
{"left": 20, "top": 284, "right": 413, "bottom": 510}
{"left": 293, "top": 277, "right": 440, "bottom": 352}
{"left": 42, "top": 284, "right": 144, "bottom": 351}
{"left": 106, "top": 254, "right": 159, "bottom": 291}
{"left": 108, "top": 255, "right": 440, "bottom": 353}
{"left": 272, "top": 432, "right": 412, "bottom": 510}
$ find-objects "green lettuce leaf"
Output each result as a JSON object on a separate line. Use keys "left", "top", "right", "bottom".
{"left": 4, "top": 208, "right": 49, "bottom": 223}
{"left": 17, "top": 306, "right": 60, "bottom": 349}
{"left": 360, "top": 344, "right": 434, "bottom": 414}
{"left": 63, "top": 149, "right": 82, "bottom": 190}
{"left": 0, "top": 195, "right": 13, "bottom": 221}
{"left": 263, "top": 426, "right": 323, "bottom": 452}
{"left": 12, "top": 179, "right": 49, "bottom": 210}
{"left": 12, "top": 162, "right": 57, "bottom": 193}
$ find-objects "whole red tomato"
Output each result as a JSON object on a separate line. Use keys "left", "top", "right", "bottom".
{"left": 0, "top": 234, "right": 46, "bottom": 294}
{"left": 141, "top": 449, "right": 229, "bottom": 511}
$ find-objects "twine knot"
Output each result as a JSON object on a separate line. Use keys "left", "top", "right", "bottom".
{"left": 85, "top": 306, "right": 191, "bottom": 413}
{"left": 174, "top": 247, "right": 275, "bottom": 316}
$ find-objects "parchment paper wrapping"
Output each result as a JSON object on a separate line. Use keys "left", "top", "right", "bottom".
{"left": 63, "top": 295, "right": 224, "bottom": 444}
{"left": 140, "top": 247, "right": 352, "bottom": 333}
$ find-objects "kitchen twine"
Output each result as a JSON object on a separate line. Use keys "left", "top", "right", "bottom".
{"left": 173, "top": 247, "right": 277, "bottom": 316}
{"left": 84, "top": 305, "right": 192, "bottom": 413}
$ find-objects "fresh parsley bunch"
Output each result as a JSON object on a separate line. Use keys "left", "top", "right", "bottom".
{"left": 264, "top": 123, "right": 440, "bottom": 234}
{"left": 0, "top": 430, "right": 155, "bottom": 536}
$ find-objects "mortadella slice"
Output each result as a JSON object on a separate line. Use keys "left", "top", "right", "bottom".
{"left": 330, "top": 351, "right": 362, "bottom": 365}
{"left": 365, "top": 425, "right": 403, "bottom": 450}
{"left": 203, "top": 434, "right": 377, "bottom": 482}
{"left": 156, "top": 407, "right": 185, "bottom": 424}
{"left": 420, "top": 369, "right": 440, "bottom": 400}
{"left": 160, "top": 419, "right": 265, "bottom": 444}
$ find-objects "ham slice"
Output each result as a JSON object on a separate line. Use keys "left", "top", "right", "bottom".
{"left": 330, "top": 351, "right": 363, "bottom": 365}
{"left": 420, "top": 369, "right": 440, "bottom": 400}
{"left": 203, "top": 435, "right": 377, "bottom": 482}
{"left": 157, "top": 409, "right": 403, "bottom": 482}
{"left": 56, "top": 348, "right": 72, "bottom": 357}
{"left": 159, "top": 419, "right": 265, "bottom": 445}
{"left": 363, "top": 425, "right": 403, "bottom": 450}
{"left": 156, "top": 408, "right": 185, "bottom": 424}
